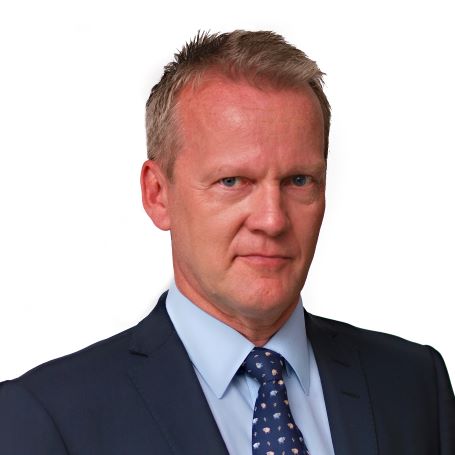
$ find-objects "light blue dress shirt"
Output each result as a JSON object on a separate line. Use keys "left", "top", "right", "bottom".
{"left": 166, "top": 282, "right": 335, "bottom": 455}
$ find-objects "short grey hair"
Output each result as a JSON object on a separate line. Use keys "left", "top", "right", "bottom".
{"left": 145, "top": 30, "right": 331, "bottom": 177}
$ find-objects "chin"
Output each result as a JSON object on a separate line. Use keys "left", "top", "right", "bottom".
{"left": 233, "top": 284, "right": 299, "bottom": 318}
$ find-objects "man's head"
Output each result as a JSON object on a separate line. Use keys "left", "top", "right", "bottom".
{"left": 142, "top": 31, "right": 329, "bottom": 343}
{"left": 145, "top": 30, "right": 330, "bottom": 178}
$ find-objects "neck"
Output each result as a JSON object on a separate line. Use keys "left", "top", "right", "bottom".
{"left": 174, "top": 282, "right": 298, "bottom": 346}
{"left": 213, "top": 304, "right": 297, "bottom": 346}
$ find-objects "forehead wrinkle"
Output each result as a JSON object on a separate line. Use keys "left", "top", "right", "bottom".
{"left": 206, "top": 151, "right": 326, "bottom": 182}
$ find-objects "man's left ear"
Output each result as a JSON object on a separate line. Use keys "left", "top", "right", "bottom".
{"left": 140, "top": 160, "right": 171, "bottom": 231}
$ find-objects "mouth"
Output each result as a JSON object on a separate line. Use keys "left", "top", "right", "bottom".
{"left": 235, "top": 254, "right": 291, "bottom": 267}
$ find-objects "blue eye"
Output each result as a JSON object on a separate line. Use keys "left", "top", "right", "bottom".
{"left": 291, "top": 175, "right": 309, "bottom": 186}
{"left": 220, "top": 177, "right": 238, "bottom": 187}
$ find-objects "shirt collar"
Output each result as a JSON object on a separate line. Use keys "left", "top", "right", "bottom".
{"left": 165, "top": 281, "right": 310, "bottom": 398}
{"left": 264, "top": 299, "right": 310, "bottom": 394}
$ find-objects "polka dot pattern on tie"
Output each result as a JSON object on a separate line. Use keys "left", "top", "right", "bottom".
{"left": 243, "top": 347, "right": 310, "bottom": 455}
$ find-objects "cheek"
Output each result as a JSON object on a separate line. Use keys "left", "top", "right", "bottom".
{"left": 192, "top": 197, "right": 247, "bottom": 238}
{"left": 293, "top": 203, "right": 325, "bottom": 244}
{"left": 170, "top": 198, "right": 238, "bottom": 259}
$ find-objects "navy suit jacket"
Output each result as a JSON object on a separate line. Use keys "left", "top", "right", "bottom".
{"left": 1, "top": 292, "right": 454, "bottom": 454}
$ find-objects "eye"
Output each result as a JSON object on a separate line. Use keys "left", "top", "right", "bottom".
{"left": 219, "top": 177, "right": 239, "bottom": 187}
{"left": 291, "top": 175, "right": 311, "bottom": 186}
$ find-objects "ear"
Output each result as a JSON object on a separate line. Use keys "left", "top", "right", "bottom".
{"left": 140, "top": 160, "right": 171, "bottom": 231}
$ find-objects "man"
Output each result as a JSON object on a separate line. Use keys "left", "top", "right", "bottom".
{"left": 0, "top": 30, "right": 454, "bottom": 455}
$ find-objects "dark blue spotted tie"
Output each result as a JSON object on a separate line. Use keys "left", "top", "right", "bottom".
{"left": 243, "top": 347, "right": 310, "bottom": 455}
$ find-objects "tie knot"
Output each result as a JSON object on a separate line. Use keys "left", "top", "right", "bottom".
{"left": 243, "top": 347, "right": 285, "bottom": 383}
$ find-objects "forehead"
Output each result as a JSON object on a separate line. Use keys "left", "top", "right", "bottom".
{"left": 171, "top": 76, "right": 326, "bottom": 182}
{"left": 175, "top": 74, "right": 324, "bottom": 152}
{"left": 178, "top": 73, "right": 321, "bottom": 123}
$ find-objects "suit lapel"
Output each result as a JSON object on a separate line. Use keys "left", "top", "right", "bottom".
{"left": 306, "top": 313, "right": 378, "bottom": 455}
{"left": 127, "top": 293, "right": 229, "bottom": 455}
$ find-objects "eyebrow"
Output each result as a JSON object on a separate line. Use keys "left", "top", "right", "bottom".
{"left": 287, "top": 162, "right": 327, "bottom": 175}
{"left": 203, "top": 161, "right": 327, "bottom": 180}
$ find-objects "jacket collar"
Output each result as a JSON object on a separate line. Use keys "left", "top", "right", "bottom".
{"left": 306, "top": 311, "right": 379, "bottom": 455}
{"left": 127, "top": 292, "right": 229, "bottom": 455}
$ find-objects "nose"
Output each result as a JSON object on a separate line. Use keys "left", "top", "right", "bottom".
{"left": 245, "top": 184, "right": 289, "bottom": 237}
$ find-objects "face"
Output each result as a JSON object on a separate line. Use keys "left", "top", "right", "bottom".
{"left": 143, "top": 76, "right": 326, "bottom": 331}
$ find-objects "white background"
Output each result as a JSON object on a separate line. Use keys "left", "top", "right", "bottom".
{"left": 0, "top": 0, "right": 453, "bottom": 382}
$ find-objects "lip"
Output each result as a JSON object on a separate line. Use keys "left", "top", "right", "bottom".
{"left": 236, "top": 254, "right": 291, "bottom": 267}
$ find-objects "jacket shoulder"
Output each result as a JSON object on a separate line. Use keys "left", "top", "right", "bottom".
{"left": 307, "top": 312, "right": 439, "bottom": 369}
{"left": 1, "top": 327, "right": 134, "bottom": 399}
